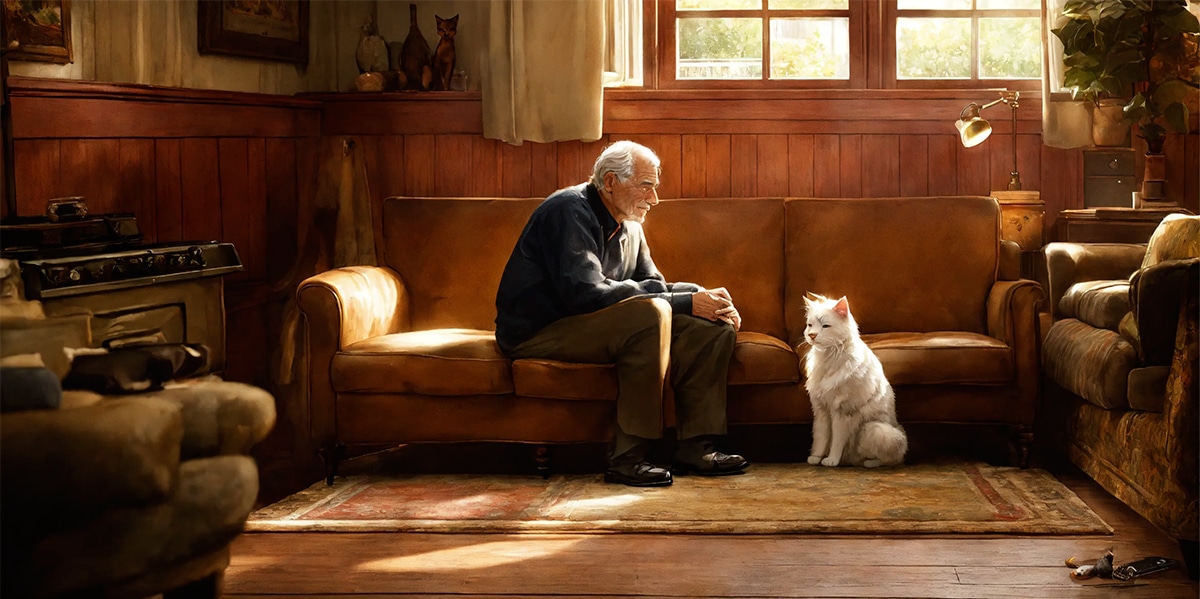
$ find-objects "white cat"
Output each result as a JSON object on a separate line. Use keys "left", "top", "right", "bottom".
{"left": 802, "top": 294, "right": 907, "bottom": 468}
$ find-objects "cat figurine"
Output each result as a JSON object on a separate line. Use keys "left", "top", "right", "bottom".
{"left": 399, "top": 3, "right": 433, "bottom": 91}
{"left": 802, "top": 293, "right": 907, "bottom": 468}
{"left": 432, "top": 14, "right": 459, "bottom": 91}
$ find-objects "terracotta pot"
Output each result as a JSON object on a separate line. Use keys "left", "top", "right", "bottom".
{"left": 1092, "top": 99, "right": 1130, "bottom": 147}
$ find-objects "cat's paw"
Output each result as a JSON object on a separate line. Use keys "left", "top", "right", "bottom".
{"left": 862, "top": 459, "right": 883, "bottom": 468}
{"left": 820, "top": 457, "right": 840, "bottom": 467}
{"left": 807, "top": 455, "right": 823, "bottom": 465}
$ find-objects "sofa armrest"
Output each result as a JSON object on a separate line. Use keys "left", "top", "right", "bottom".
{"left": 1044, "top": 242, "right": 1146, "bottom": 319}
{"left": 986, "top": 279, "right": 1045, "bottom": 427}
{"left": 0, "top": 397, "right": 182, "bottom": 517}
{"left": 295, "top": 266, "right": 409, "bottom": 451}
{"left": 1130, "top": 257, "right": 1200, "bottom": 365}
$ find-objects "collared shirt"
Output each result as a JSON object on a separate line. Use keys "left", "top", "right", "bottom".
{"left": 494, "top": 183, "right": 696, "bottom": 354}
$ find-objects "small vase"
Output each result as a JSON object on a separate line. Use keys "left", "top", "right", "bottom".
{"left": 1092, "top": 99, "right": 1130, "bottom": 147}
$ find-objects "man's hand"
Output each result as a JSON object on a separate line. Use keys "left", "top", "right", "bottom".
{"left": 692, "top": 287, "right": 741, "bottom": 331}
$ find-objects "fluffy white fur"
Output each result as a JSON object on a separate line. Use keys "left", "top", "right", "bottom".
{"left": 802, "top": 294, "right": 907, "bottom": 468}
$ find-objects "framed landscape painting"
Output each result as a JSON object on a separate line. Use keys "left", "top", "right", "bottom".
{"left": 198, "top": 0, "right": 309, "bottom": 65}
{"left": 2, "top": 0, "right": 73, "bottom": 64}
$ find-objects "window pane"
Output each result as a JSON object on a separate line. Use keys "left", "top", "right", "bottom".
{"left": 678, "top": 0, "right": 760, "bottom": 10}
{"left": 976, "top": 0, "right": 1039, "bottom": 9}
{"left": 896, "top": 18, "right": 971, "bottom": 79}
{"left": 677, "top": 18, "right": 763, "bottom": 79}
{"left": 770, "top": 18, "right": 849, "bottom": 79}
{"left": 979, "top": 17, "right": 1040, "bottom": 78}
{"left": 897, "top": 0, "right": 971, "bottom": 9}
{"left": 768, "top": 0, "right": 848, "bottom": 9}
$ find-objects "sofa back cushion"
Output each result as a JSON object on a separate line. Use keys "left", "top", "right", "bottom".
{"left": 643, "top": 198, "right": 787, "bottom": 340}
{"left": 383, "top": 197, "right": 540, "bottom": 331}
{"left": 784, "top": 196, "right": 999, "bottom": 345}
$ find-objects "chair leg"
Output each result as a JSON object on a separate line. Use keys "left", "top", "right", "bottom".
{"left": 163, "top": 571, "right": 222, "bottom": 599}
{"left": 1011, "top": 425, "right": 1034, "bottom": 469}
{"left": 534, "top": 445, "right": 551, "bottom": 479}
{"left": 319, "top": 444, "right": 345, "bottom": 486}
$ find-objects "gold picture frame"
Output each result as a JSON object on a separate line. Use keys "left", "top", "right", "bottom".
{"left": 1, "top": 0, "right": 73, "bottom": 64}
{"left": 198, "top": 0, "right": 309, "bottom": 65}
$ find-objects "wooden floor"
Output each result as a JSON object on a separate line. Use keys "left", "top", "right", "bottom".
{"left": 226, "top": 439, "right": 1199, "bottom": 599}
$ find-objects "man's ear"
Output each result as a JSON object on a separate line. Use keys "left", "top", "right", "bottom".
{"left": 602, "top": 171, "right": 617, "bottom": 193}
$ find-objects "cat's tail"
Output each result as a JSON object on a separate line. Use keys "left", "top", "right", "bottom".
{"left": 860, "top": 421, "right": 908, "bottom": 466}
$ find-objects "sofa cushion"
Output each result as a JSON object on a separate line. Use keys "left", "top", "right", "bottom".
{"left": 862, "top": 332, "right": 1013, "bottom": 385}
{"left": 1042, "top": 318, "right": 1137, "bottom": 409}
{"left": 513, "top": 360, "right": 617, "bottom": 401}
{"left": 728, "top": 332, "right": 800, "bottom": 385}
{"left": 1058, "top": 280, "right": 1130, "bottom": 332}
{"left": 333, "top": 329, "right": 514, "bottom": 395}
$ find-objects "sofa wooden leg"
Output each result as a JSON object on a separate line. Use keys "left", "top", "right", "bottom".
{"left": 1012, "top": 426, "right": 1034, "bottom": 469}
{"left": 534, "top": 445, "right": 551, "bottom": 479}
{"left": 319, "top": 444, "right": 345, "bottom": 486}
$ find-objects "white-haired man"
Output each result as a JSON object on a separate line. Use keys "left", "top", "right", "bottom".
{"left": 495, "top": 140, "right": 748, "bottom": 487}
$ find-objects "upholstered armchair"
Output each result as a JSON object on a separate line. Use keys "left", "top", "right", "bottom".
{"left": 1041, "top": 213, "right": 1199, "bottom": 574}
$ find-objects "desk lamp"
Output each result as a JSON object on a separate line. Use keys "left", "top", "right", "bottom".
{"left": 955, "top": 90, "right": 1022, "bottom": 191}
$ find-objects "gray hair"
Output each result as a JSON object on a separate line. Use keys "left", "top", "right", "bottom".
{"left": 590, "top": 140, "right": 661, "bottom": 188}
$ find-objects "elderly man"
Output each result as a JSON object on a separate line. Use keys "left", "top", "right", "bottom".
{"left": 494, "top": 140, "right": 748, "bottom": 487}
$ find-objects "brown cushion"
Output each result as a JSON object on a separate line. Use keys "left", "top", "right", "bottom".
{"left": 1041, "top": 318, "right": 1137, "bottom": 409}
{"left": 1142, "top": 213, "right": 1200, "bottom": 269}
{"left": 512, "top": 360, "right": 617, "bottom": 401}
{"left": 862, "top": 331, "right": 1013, "bottom": 386}
{"left": 333, "top": 329, "right": 514, "bottom": 395}
{"left": 728, "top": 331, "right": 800, "bottom": 385}
{"left": 1058, "top": 280, "right": 1130, "bottom": 332}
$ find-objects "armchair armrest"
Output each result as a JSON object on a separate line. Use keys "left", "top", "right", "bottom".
{"left": 1043, "top": 242, "right": 1147, "bottom": 319}
{"left": 986, "top": 279, "right": 1045, "bottom": 427}
{"left": 295, "top": 266, "right": 409, "bottom": 450}
{"left": 1130, "top": 258, "right": 1200, "bottom": 365}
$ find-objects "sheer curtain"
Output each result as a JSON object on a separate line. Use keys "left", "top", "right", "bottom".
{"left": 1041, "top": 0, "right": 1096, "bottom": 148}
{"left": 482, "top": 0, "right": 606, "bottom": 145}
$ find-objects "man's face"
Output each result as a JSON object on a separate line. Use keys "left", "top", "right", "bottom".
{"left": 602, "top": 156, "right": 660, "bottom": 224}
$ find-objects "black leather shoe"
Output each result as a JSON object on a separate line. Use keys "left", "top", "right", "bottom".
{"left": 673, "top": 451, "right": 749, "bottom": 476}
{"left": 604, "top": 461, "right": 673, "bottom": 487}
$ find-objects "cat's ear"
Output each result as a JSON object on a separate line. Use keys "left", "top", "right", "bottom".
{"left": 833, "top": 296, "right": 850, "bottom": 318}
{"left": 436, "top": 15, "right": 445, "bottom": 25}
{"left": 450, "top": 14, "right": 459, "bottom": 24}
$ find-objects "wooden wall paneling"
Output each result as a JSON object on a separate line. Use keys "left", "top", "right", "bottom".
{"left": 730, "top": 134, "right": 758, "bottom": 197}
{"left": 264, "top": 138, "right": 299, "bottom": 284}
{"left": 1015, "top": 133, "right": 1042, "bottom": 192}
{"left": 470, "top": 137, "right": 501, "bottom": 197}
{"left": 556, "top": 140, "right": 584, "bottom": 191}
{"left": 838, "top": 135, "right": 863, "bottom": 197}
{"left": 246, "top": 138, "right": 268, "bottom": 281}
{"left": 530, "top": 142, "right": 558, "bottom": 199}
{"left": 927, "top": 135, "right": 958, "bottom": 196}
{"left": 1165, "top": 133, "right": 1200, "bottom": 213}
{"left": 218, "top": 138, "right": 253, "bottom": 283}
{"left": 118, "top": 139, "right": 156, "bottom": 242}
{"left": 403, "top": 135, "right": 436, "bottom": 196}
{"left": 954, "top": 141, "right": 991, "bottom": 196}
{"left": 861, "top": 134, "right": 900, "bottom": 198}
{"left": 360, "top": 135, "right": 404, "bottom": 267}
{"left": 13, "top": 139, "right": 61, "bottom": 215}
{"left": 680, "top": 135, "right": 706, "bottom": 198}
{"left": 899, "top": 135, "right": 929, "bottom": 196}
{"left": 154, "top": 139, "right": 183, "bottom": 241}
{"left": 651, "top": 134, "right": 682, "bottom": 201}
{"left": 756, "top": 134, "right": 789, "bottom": 197}
{"left": 787, "top": 134, "right": 815, "bottom": 197}
{"left": 179, "top": 138, "right": 222, "bottom": 243}
{"left": 1039, "top": 145, "right": 1082, "bottom": 240}
{"left": 500, "top": 142, "right": 532, "bottom": 198}
{"left": 986, "top": 124, "right": 1015, "bottom": 193}
{"left": 812, "top": 135, "right": 840, "bottom": 197}
{"left": 704, "top": 134, "right": 731, "bottom": 197}
{"left": 60, "top": 139, "right": 121, "bottom": 215}
{"left": 1185, "top": 134, "right": 1199, "bottom": 214}
{"left": 434, "top": 135, "right": 472, "bottom": 197}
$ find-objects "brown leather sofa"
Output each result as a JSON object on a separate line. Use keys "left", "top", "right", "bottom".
{"left": 296, "top": 196, "right": 1044, "bottom": 482}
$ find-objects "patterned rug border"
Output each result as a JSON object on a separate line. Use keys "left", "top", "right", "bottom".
{"left": 247, "top": 462, "right": 1114, "bottom": 536}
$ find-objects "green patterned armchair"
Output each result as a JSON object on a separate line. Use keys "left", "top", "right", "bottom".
{"left": 1041, "top": 213, "right": 1198, "bottom": 576}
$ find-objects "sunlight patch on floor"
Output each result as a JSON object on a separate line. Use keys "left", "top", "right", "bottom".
{"left": 356, "top": 536, "right": 588, "bottom": 572}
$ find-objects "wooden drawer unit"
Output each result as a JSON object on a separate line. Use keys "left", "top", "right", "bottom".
{"left": 1083, "top": 148, "right": 1138, "bottom": 208}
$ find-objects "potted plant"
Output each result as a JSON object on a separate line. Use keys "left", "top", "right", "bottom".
{"left": 1053, "top": 0, "right": 1149, "bottom": 146}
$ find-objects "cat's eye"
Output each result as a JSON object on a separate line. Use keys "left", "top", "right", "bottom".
{"left": 822, "top": 324, "right": 830, "bottom": 328}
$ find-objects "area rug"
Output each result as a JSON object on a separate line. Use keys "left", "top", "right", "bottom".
{"left": 246, "top": 462, "right": 1112, "bottom": 535}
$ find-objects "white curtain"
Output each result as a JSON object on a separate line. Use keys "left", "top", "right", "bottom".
{"left": 482, "top": 0, "right": 606, "bottom": 145}
{"left": 1041, "top": 0, "right": 1094, "bottom": 148}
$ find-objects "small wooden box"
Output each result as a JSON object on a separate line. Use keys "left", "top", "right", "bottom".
{"left": 992, "top": 190, "right": 1045, "bottom": 252}
{"left": 1083, "top": 149, "right": 1137, "bottom": 208}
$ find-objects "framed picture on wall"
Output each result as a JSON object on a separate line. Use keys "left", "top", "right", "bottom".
{"left": 198, "top": 0, "right": 309, "bottom": 65}
{"left": 1, "top": 0, "right": 73, "bottom": 64}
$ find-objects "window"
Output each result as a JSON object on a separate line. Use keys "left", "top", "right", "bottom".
{"left": 885, "top": 0, "right": 1042, "bottom": 88}
{"left": 640, "top": 0, "right": 1043, "bottom": 89}
{"left": 604, "top": 0, "right": 645, "bottom": 87}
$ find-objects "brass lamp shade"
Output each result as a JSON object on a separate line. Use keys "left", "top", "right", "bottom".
{"left": 956, "top": 115, "right": 992, "bottom": 148}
